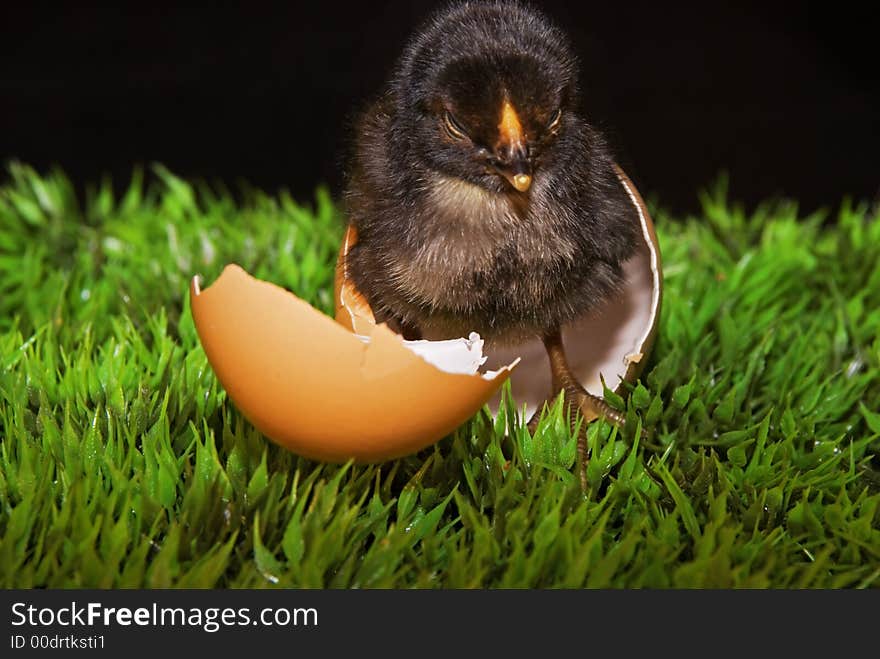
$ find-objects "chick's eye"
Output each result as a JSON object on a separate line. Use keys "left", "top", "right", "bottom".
{"left": 443, "top": 111, "right": 469, "bottom": 140}
{"left": 547, "top": 108, "right": 562, "bottom": 132}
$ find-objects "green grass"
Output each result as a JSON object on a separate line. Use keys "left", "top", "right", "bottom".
{"left": 1, "top": 160, "right": 878, "bottom": 588}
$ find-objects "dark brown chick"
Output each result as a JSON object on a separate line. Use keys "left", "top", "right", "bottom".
{"left": 344, "top": 1, "right": 640, "bottom": 486}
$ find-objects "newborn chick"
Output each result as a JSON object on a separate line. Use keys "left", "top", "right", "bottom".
{"left": 344, "top": 1, "right": 640, "bottom": 486}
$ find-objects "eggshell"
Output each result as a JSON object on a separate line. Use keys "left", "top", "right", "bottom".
{"left": 192, "top": 166, "right": 660, "bottom": 463}
{"left": 334, "top": 224, "right": 376, "bottom": 335}
{"left": 190, "top": 264, "right": 516, "bottom": 463}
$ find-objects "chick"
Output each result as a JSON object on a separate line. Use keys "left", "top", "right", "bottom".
{"left": 344, "top": 1, "right": 640, "bottom": 486}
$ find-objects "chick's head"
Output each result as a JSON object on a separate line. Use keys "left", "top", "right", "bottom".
{"left": 390, "top": 2, "right": 580, "bottom": 194}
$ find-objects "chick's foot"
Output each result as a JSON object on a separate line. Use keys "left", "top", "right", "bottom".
{"left": 527, "top": 383, "right": 625, "bottom": 491}
{"left": 527, "top": 328, "right": 627, "bottom": 490}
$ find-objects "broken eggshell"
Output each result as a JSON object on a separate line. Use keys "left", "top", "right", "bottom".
{"left": 190, "top": 167, "right": 660, "bottom": 463}
{"left": 189, "top": 266, "right": 517, "bottom": 463}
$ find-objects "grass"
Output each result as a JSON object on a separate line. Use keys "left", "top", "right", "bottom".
{"left": 1, "top": 160, "right": 878, "bottom": 588}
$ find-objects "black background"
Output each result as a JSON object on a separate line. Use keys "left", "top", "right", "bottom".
{"left": 2, "top": 1, "right": 877, "bottom": 217}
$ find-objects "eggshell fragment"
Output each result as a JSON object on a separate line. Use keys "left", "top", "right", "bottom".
{"left": 334, "top": 224, "right": 376, "bottom": 335}
{"left": 190, "top": 265, "right": 516, "bottom": 463}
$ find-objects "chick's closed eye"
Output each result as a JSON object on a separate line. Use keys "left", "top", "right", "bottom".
{"left": 443, "top": 111, "right": 469, "bottom": 140}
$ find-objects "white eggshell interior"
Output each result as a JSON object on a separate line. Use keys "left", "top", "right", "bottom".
{"left": 354, "top": 331, "right": 486, "bottom": 376}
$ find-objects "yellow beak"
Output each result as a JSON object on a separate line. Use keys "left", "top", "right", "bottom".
{"left": 497, "top": 101, "right": 532, "bottom": 193}
{"left": 505, "top": 172, "right": 532, "bottom": 192}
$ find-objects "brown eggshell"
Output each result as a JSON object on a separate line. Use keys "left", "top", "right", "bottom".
{"left": 334, "top": 224, "right": 376, "bottom": 335}
{"left": 190, "top": 264, "right": 515, "bottom": 463}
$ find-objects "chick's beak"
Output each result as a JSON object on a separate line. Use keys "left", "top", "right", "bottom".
{"left": 499, "top": 166, "right": 532, "bottom": 193}
{"left": 495, "top": 100, "right": 532, "bottom": 192}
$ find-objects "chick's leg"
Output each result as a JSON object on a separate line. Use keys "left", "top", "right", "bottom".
{"left": 527, "top": 327, "right": 625, "bottom": 490}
